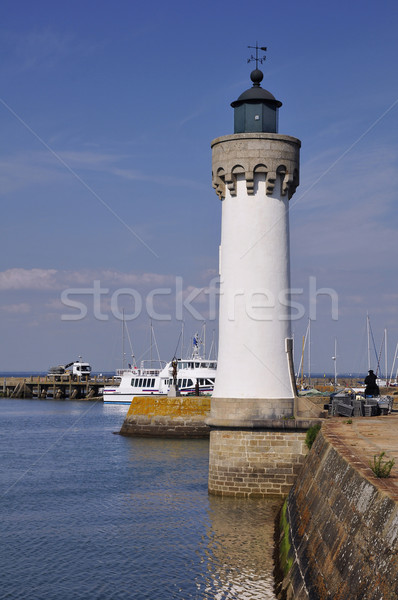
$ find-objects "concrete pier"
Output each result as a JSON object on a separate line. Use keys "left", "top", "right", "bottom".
{"left": 0, "top": 375, "right": 113, "bottom": 400}
{"left": 119, "top": 396, "right": 211, "bottom": 438}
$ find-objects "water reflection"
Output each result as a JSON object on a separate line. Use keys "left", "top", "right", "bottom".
{"left": 198, "top": 496, "right": 281, "bottom": 599}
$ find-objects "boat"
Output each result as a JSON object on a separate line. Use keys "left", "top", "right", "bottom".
{"left": 103, "top": 333, "right": 217, "bottom": 405}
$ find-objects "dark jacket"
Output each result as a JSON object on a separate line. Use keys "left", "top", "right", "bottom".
{"left": 364, "top": 372, "right": 379, "bottom": 396}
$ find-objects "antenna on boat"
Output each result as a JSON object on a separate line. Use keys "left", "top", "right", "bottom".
{"left": 149, "top": 321, "right": 162, "bottom": 367}
{"left": 173, "top": 330, "right": 182, "bottom": 360}
{"left": 124, "top": 321, "right": 137, "bottom": 369}
{"left": 208, "top": 329, "right": 216, "bottom": 360}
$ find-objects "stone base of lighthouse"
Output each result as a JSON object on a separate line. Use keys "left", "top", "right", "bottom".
{"left": 207, "top": 396, "right": 319, "bottom": 497}
{"left": 207, "top": 421, "right": 311, "bottom": 498}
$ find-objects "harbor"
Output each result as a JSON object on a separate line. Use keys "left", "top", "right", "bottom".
{"left": 1, "top": 3, "right": 397, "bottom": 597}
{"left": 2, "top": 373, "right": 397, "bottom": 401}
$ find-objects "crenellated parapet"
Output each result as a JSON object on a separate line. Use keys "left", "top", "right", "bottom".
{"left": 211, "top": 133, "right": 301, "bottom": 200}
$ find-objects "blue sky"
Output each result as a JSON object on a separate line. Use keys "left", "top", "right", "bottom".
{"left": 0, "top": 0, "right": 397, "bottom": 376}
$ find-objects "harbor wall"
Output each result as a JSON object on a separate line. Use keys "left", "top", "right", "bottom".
{"left": 277, "top": 424, "right": 398, "bottom": 600}
{"left": 119, "top": 396, "right": 211, "bottom": 438}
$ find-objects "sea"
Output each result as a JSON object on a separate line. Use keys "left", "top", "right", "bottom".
{"left": 0, "top": 397, "right": 280, "bottom": 600}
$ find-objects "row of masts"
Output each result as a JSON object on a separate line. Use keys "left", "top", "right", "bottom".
{"left": 120, "top": 312, "right": 217, "bottom": 371}
{"left": 296, "top": 314, "right": 398, "bottom": 386}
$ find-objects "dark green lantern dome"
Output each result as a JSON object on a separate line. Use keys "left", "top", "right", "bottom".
{"left": 231, "top": 69, "right": 282, "bottom": 134}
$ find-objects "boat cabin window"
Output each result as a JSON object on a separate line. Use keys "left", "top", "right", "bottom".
{"left": 187, "top": 379, "right": 193, "bottom": 387}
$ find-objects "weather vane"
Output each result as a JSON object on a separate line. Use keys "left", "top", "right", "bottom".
{"left": 247, "top": 42, "right": 267, "bottom": 68}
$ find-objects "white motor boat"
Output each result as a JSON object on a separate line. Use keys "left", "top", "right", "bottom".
{"left": 103, "top": 337, "right": 217, "bottom": 405}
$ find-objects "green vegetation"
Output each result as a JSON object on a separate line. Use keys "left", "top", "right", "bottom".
{"left": 305, "top": 423, "right": 321, "bottom": 450}
{"left": 370, "top": 452, "right": 395, "bottom": 478}
{"left": 344, "top": 419, "right": 353, "bottom": 424}
{"left": 279, "top": 499, "right": 293, "bottom": 575}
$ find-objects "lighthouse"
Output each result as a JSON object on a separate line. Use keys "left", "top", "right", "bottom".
{"left": 207, "top": 47, "right": 305, "bottom": 498}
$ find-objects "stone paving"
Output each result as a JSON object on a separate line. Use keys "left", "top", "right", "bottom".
{"left": 323, "top": 413, "right": 398, "bottom": 501}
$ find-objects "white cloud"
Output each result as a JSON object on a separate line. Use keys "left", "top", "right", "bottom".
{"left": 0, "top": 302, "right": 31, "bottom": 314}
{"left": 0, "top": 268, "right": 58, "bottom": 290}
{"left": 0, "top": 268, "right": 178, "bottom": 292}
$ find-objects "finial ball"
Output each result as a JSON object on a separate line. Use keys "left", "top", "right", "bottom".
{"left": 250, "top": 69, "right": 263, "bottom": 85}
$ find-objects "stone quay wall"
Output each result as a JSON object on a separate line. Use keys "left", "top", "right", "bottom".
{"left": 278, "top": 423, "right": 398, "bottom": 600}
{"left": 119, "top": 396, "right": 211, "bottom": 438}
{"left": 208, "top": 421, "right": 315, "bottom": 498}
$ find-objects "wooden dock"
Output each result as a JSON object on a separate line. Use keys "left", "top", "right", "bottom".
{"left": 0, "top": 375, "right": 119, "bottom": 400}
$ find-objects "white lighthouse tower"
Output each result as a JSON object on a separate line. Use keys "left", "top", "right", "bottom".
{"left": 211, "top": 52, "right": 300, "bottom": 418}
{"left": 207, "top": 48, "right": 303, "bottom": 497}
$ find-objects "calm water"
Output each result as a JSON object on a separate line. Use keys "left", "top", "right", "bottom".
{"left": 0, "top": 398, "right": 280, "bottom": 600}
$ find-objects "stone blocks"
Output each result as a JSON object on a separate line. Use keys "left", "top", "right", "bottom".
{"left": 208, "top": 427, "right": 308, "bottom": 498}
{"left": 211, "top": 133, "right": 300, "bottom": 200}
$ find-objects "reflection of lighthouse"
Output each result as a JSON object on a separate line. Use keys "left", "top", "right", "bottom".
{"left": 207, "top": 48, "right": 304, "bottom": 498}
{"left": 196, "top": 497, "right": 280, "bottom": 598}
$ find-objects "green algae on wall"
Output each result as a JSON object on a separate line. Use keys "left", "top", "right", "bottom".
{"left": 279, "top": 499, "right": 293, "bottom": 577}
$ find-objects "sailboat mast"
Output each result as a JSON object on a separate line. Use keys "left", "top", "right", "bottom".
{"left": 367, "top": 313, "right": 371, "bottom": 371}
{"left": 389, "top": 342, "right": 398, "bottom": 385}
{"left": 385, "top": 328, "right": 388, "bottom": 380}
{"left": 150, "top": 319, "right": 153, "bottom": 366}
{"left": 122, "top": 308, "right": 125, "bottom": 370}
{"left": 333, "top": 338, "right": 337, "bottom": 388}
{"left": 308, "top": 319, "right": 311, "bottom": 387}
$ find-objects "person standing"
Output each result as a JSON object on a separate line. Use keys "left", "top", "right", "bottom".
{"left": 364, "top": 369, "right": 380, "bottom": 397}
